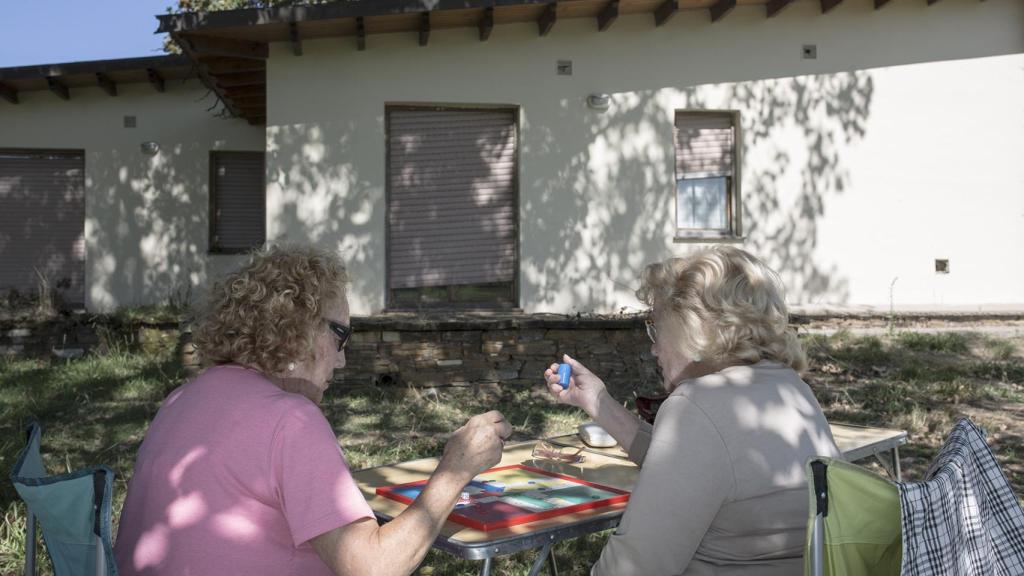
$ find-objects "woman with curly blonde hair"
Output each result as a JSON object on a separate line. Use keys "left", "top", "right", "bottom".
{"left": 116, "top": 244, "right": 510, "bottom": 576}
{"left": 545, "top": 245, "right": 841, "bottom": 576}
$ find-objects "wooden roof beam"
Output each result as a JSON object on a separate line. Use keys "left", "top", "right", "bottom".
{"left": 356, "top": 17, "right": 366, "bottom": 51}
{"left": 766, "top": 0, "right": 795, "bottom": 17}
{"left": 216, "top": 71, "right": 265, "bottom": 88}
{"left": 186, "top": 36, "right": 268, "bottom": 60}
{"left": 230, "top": 96, "right": 265, "bottom": 109}
{"left": 654, "top": 0, "right": 678, "bottom": 26}
{"left": 820, "top": 0, "right": 843, "bottom": 12}
{"left": 222, "top": 85, "right": 265, "bottom": 98}
{"left": 289, "top": 21, "right": 302, "bottom": 56}
{"left": 46, "top": 77, "right": 69, "bottom": 100}
{"left": 710, "top": 0, "right": 736, "bottom": 21}
{"left": 538, "top": 3, "right": 557, "bottom": 37}
{"left": 598, "top": 1, "right": 619, "bottom": 31}
{"left": 479, "top": 7, "right": 494, "bottom": 41}
{"left": 0, "top": 82, "right": 17, "bottom": 104}
{"left": 96, "top": 73, "right": 117, "bottom": 97}
{"left": 170, "top": 31, "right": 241, "bottom": 118}
{"left": 202, "top": 58, "right": 265, "bottom": 75}
{"left": 147, "top": 68, "right": 165, "bottom": 92}
{"left": 419, "top": 12, "right": 430, "bottom": 46}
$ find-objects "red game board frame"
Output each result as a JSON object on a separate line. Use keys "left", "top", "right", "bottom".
{"left": 375, "top": 464, "right": 631, "bottom": 531}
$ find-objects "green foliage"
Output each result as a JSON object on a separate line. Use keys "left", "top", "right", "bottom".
{"left": 894, "top": 331, "right": 970, "bottom": 354}
{"left": 107, "top": 304, "right": 188, "bottom": 325}
{"left": 980, "top": 336, "right": 1018, "bottom": 361}
{"left": 3, "top": 326, "right": 1022, "bottom": 574}
{"left": 825, "top": 332, "right": 892, "bottom": 367}
{"left": 856, "top": 380, "right": 915, "bottom": 416}
{"left": 163, "top": 0, "right": 338, "bottom": 52}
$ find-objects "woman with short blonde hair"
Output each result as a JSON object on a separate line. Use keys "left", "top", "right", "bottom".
{"left": 546, "top": 245, "right": 841, "bottom": 576}
{"left": 636, "top": 245, "right": 807, "bottom": 373}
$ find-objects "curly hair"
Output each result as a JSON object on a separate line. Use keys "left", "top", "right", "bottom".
{"left": 192, "top": 244, "right": 348, "bottom": 375}
{"left": 636, "top": 246, "right": 807, "bottom": 372}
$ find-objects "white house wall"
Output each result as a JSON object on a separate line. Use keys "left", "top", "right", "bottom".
{"left": 0, "top": 80, "right": 265, "bottom": 311}
{"left": 265, "top": 0, "right": 1024, "bottom": 315}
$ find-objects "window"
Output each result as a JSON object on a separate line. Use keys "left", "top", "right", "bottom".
{"left": 673, "top": 111, "right": 740, "bottom": 238}
{"left": 386, "top": 106, "right": 519, "bottom": 308}
{"left": 209, "top": 151, "right": 265, "bottom": 253}
{"left": 0, "top": 149, "right": 85, "bottom": 304}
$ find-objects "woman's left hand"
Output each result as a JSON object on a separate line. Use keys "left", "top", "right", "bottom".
{"left": 543, "top": 354, "right": 607, "bottom": 418}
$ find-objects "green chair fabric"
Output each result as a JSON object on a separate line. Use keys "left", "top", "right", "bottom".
{"left": 805, "top": 456, "right": 902, "bottom": 576}
{"left": 9, "top": 421, "right": 117, "bottom": 576}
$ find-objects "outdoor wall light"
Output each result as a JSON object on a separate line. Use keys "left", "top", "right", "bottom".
{"left": 587, "top": 93, "right": 611, "bottom": 111}
{"left": 140, "top": 141, "right": 160, "bottom": 155}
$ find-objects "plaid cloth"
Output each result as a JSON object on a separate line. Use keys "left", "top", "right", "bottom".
{"left": 897, "top": 418, "right": 1024, "bottom": 576}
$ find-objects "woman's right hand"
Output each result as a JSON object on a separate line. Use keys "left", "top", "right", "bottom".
{"left": 438, "top": 411, "right": 511, "bottom": 481}
{"left": 544, "top": 354, "right": 607, "bottom": 418}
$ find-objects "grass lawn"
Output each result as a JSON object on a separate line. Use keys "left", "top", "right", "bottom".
{"left": 1, "top": 328, "right": 1021, "bottom": 575}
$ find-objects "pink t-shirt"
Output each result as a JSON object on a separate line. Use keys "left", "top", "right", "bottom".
{"left": 114, "top": 365, "right": 374, "bottom": 575}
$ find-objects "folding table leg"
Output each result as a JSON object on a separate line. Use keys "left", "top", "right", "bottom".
{"left": 25, "top": 507, "right": 36, "bottom": 576}
{"left": 812, "top": 512, "right": 824, "bottom": 576}
{"left": 528, "top": 543, "right": 552, "bottom": 576}
{"left": 96, "top": 534, "right": 107, "bottom": 575}
{"left": 479, "top": 556, "right": 493, "bottom": 576}
{"left": 873, "top": 448, "right": 901, "bottom": 481}
{"left": 548, "top": 547, "right": 559, "bottom": 576}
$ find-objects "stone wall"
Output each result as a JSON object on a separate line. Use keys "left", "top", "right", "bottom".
{"left": 1, "top": 315, "right": 103, "bottom": 358}
{"left": 0, "top": 312, "right": 662, "bottom": 396}
{"left": 9, "top": 312, "right": 1022, "bottom": 398}
{"left": 338, "top": 313, "right": 662, "bottom": 397}
{"left": 0, "top": 314, "right": 181, "bottom": 359}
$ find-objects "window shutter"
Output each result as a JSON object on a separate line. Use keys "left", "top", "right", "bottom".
{"left": 387, "top": 108, "right": 517, "bottom": 290}
{"left": 674, "top": 112, "right": 735, "bottom": 179}
{"left": 0, "top": 150, "right": 85, "bottom": 304}
{"left": 212, "top": 151, "right": 265, "bottom": 252}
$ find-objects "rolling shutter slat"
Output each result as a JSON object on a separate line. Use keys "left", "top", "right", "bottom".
{"left": 675, "top": 112, "right": 735, "bottom": 179}
{"left": 388, "top": 109, "right": 517, "bottom": 290}
{"left": 212, "top": 152, "right": 265, "bottom": 251}
{"left": 0, "top": 150, "right": 85, "bottom": 304}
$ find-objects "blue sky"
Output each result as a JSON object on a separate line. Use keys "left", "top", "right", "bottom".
{"left": 0, "top": 1, "right": 173, "bottom": 67}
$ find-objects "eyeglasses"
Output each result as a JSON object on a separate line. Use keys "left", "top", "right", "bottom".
{"left": 644, "top": 318, "right": 657, "bottom": 345}
{"left": 530, "top": 441, "right": 585, "bottom": 465}
{"left": 324, "top": 319, "right": 351, "bottom": 351}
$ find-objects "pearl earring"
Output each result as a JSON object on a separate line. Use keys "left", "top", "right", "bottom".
{"left": 287, "top": 362, "right": 296, "bottom": 372}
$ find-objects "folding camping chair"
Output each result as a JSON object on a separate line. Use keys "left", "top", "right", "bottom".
{"left": 806, "top": 417, "right": 1024, "bottom": 576}
{"left": 805, "top": 456, "right": 902, "bottom": 576}
{"left": 9, "top": 421, "right": 118, "bottom": 576}
{"left": 896, "top": 418, "right": 1024, "bottom": 576}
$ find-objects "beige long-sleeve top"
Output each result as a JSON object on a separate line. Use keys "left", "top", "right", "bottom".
{"left": 593, "top": 360, "right": 842, "bottom": 576}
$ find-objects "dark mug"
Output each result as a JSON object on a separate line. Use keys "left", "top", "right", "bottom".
{"left": 635, "top": 394, "right": 669, "bottom": 424}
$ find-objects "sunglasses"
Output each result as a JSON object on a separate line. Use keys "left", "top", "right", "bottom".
{"left": 530, "top": 441, "right": 585, "bottom": 465}
{"left": 324, "top": 319, "right": 352, "bottom": 351}
{"left": 644, "top": 318, "right": 657, "bottom": 345}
